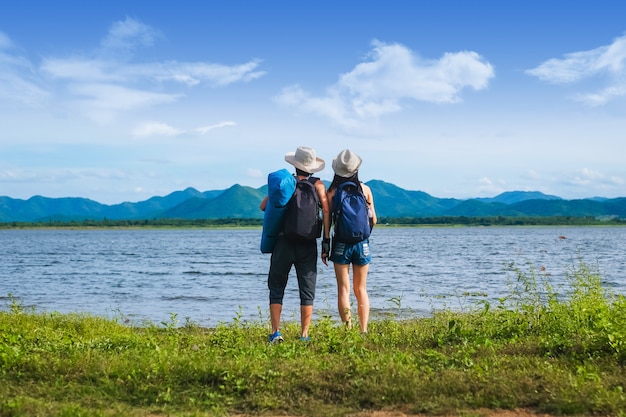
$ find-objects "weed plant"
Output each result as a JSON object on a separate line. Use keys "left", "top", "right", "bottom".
{"left": 1, "top": 261, "right": 625, "bottom": 417}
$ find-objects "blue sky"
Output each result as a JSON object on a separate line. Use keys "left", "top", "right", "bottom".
{"left": 2, "top": 1, "right": 626, "bottom": 204}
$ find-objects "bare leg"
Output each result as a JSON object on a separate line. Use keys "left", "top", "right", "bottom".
{"left": 353, "top": 264, "right": 370, "bottom": 333}
{"left": 334, "top": 263, "right": 352, "bottom": 328}
{"left": 300, "top": 305, "right": 313, "bottom": 338}
{"left": 270, "top": 303, "right": 282, "bottom": 334}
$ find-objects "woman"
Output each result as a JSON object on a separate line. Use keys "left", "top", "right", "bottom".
{"left": 326, "top": 149, "right": 377, "bottom": 333}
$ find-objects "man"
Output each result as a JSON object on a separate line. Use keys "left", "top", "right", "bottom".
{"left": 260, "top": 146, "right": 331, "bottom": 343}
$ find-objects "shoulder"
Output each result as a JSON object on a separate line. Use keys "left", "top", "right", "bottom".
{"left": 312, "top": 177, "right": 324, "bottom": 188}
{"left": 360, "top": 183, "right": 374, "bottom": 201}
{"left": 313, "top": 178, "right": 326, "bottom": 193}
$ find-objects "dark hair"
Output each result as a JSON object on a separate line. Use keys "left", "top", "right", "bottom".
{"left": 328, "top": 173, "right": 361, "bottom": 192}
{"left": 295, "top": 168, "right": 312, "bottom": 177}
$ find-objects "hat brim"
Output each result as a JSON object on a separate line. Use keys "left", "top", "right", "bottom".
{"left": 285, "top": 154, "right": 325, "bottom": 173}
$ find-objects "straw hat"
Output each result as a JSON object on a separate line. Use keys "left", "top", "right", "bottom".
{"left": 284, "top": 146, "right": 325, "bottom": 173}
{"left": 332, "top": 149, "right": 362, "bottom": 177}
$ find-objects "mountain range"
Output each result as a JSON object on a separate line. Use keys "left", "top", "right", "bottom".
{"left": 1, "top": 180, "right": 625, "bottom": 223}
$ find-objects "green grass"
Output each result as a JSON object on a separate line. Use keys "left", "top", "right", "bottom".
{"left": 1, "top": 261, "right": 626, "bottom": 417}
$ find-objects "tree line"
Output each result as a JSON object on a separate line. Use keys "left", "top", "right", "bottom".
{"left": 377, "top": 215, "right": 626, "bottom": 226}
{"left": 1, "top": 215, "right": 625, "bottom": 229}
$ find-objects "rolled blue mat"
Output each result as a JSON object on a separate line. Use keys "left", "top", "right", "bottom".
{"left": 260, "top": 169, "right": 296, "bottom": 253}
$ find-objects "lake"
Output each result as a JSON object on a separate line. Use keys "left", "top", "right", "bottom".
{"left": 1, "top": 226, "right": 624, "bottom": 327}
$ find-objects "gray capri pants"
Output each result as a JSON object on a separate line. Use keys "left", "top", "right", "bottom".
{"left": 268, "top": 235, "right": 317, "bottom": 306}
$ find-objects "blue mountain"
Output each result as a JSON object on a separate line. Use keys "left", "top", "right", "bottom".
{"left": 475, "top": 191, "right": 562, "bottom": 205}
{"left": 0, "top": 182, "right": 624, "bottom": 222}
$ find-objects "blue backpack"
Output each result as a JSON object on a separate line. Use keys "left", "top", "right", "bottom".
{"left": 332, "top": 181, "right": 371, "bottom": 244}
{"left": 283, "top": 176, "right": 322, "bottom": 241}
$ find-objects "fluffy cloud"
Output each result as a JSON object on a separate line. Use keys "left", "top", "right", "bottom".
{"left": 99, "top": 17, "right": 160, "bottom": 55}
{"left": 526, "top": 33, "right": 626, "bottom": 105}
{"left": 568, "top": 167, "right": 612, "bottom": 186}
{"left": 275, "top": 40, "right": 494, "bottom": 128}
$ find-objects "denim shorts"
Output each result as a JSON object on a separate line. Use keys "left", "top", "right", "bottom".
{"left": 330, "top": 239, "right": 371, "bottom": 265}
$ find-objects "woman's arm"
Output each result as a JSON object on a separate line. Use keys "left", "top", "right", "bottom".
{"left": 362, "top": 184, "right": 377, "bottom": 226}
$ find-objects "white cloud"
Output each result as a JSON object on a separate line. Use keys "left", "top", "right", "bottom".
{"left": 71, "top": 83, "right": 180, "bottom": 109}
{"left": 568, "top": 167, "right": 605, "bottom": 186}
{"left": 41, "top": 58, "right": 123, "bottom": 82}
{"left": 526, "top": 33, "right": 626, "bottom": 105}
{"left": 3, "top": 17, "right": 265, "bottom": 122}
{"left": 275, "top": 85, "right": 358, "bottom": 127}
{"left": 340, "top": 42, "right": 493, "bottom": 103}
{"left": 0, "top": 31, "right": 14, "bottom": 49}
{"left": 69, "top": 83, "right": 181, "bottom": 123}
{"left": 556, "top": 168, "right": 624, "bottom": 197}
{"left": 0, "top": 32, "right": 48, "bottom": 106}
{"left": 275, "top": 40, "right": 494, "bottom": 128}
{"left": 195, "top": 121, "right": 236, "bottom": 134}
{"left": 573, "top": 85, "right": 626, "bottom": 106}
{"left": 147, "top": 60, "right": 265, "bottom": 87}
{"left": 246, "top": 168, "right": 263, "bottom": 178}
{"left": 132, "top": 121, "right": 183, "bottom": 138}
{"left": 525, "top": 170, "right": 541, "bottom": 180}
{"left": 42, "top": 58, "right": 265, "bottom": 87}
{"left": 99, "top": 17, "right": 160, "bottom": 56}
{"left": 477, "top": 176, "right": 507, "bottom": 196}
{"left": 526, "top": 49, "right": 607, "bottom": 84}
{"left": 0, "top": 169, "right": 17, "bottom": 180}
{"left": 131, "top": 120, "right": 235, "bottom": 137}
{"left": 471, "top": 168, "right": 626, "bottom": 199}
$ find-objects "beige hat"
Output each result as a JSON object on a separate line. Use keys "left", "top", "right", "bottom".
{"left": 332, "top": 149, "right": 362, "bottom": 177}
{"left": 284, "top": 146, "right": 325, "bottom": 173}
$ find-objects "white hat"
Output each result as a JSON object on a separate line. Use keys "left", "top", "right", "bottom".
{"left": 332, "top": 149, "right": 362, "bottom": 178}
{"left": 284, "top": 146, "right": 325, "bottom": 173}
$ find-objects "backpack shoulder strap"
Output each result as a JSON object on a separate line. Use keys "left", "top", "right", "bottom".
{"left": 336, "top": 181, "right": 359, "bottom": 193}
{"left": 307, "top": 177, "right": 321, "bottom": 204}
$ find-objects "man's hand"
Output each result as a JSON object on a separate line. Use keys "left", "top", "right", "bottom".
{"left": 321, "top": 238, "right": 330, "bottom": 266}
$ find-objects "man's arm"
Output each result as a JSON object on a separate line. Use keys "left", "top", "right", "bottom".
{"left": 316, "top": 181, "right": 331, "bottom": 265}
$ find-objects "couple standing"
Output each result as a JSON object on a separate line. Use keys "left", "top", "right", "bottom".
{"left": 261, "top": 146, "right": 377, "bottom": 343}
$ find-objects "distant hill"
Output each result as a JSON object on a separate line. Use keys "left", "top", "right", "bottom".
{"left": 1, "top": 181, "right": 625, "bottom": 222}
{"left": 475, "top": 190, "right": 562, "bottom": 205}
{"left": 162, "top": 185, "right": 264, "bottom": 219}
{"left": 367, "top": 180, "right": 459, "bottom": 217}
